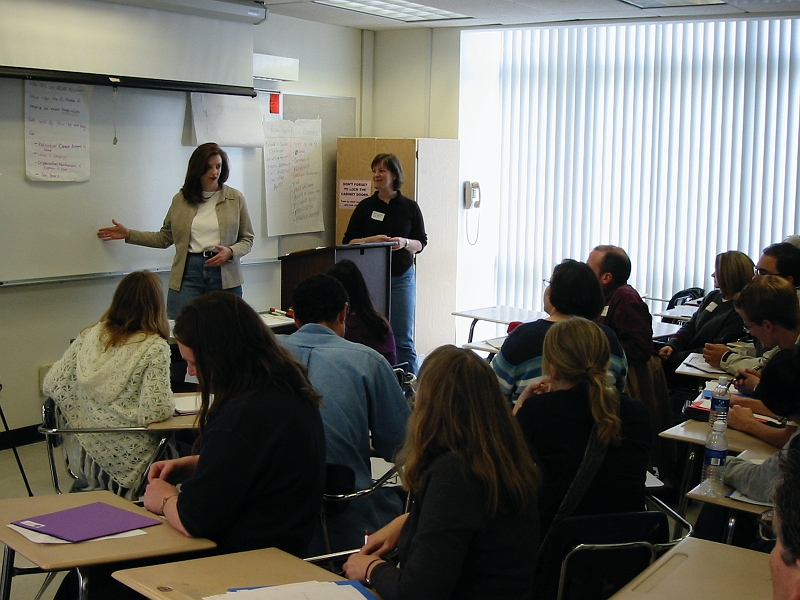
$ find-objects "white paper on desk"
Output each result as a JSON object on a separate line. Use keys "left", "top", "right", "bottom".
{"left": 7, "top": 523, "right": 146, "bottom": 544}
{"left": 486, "top": 336, "right": 507, "bottom": 350}
{"left": 204, "top": 580, "right": 364, "bottom": 599}
{"left": 682, "top": 354, "right": 726, "bottom": 375}
{"left": 726, "top": 490, "right": 773, "bottom": 507}
{"left": 692, "top": 398, "right": 784, "bottom": 425}
{"left": 173, "top": 393, "right": 202, "bottom": 415}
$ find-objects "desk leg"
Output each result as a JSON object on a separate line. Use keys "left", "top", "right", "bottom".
{"left": 0, "top": 545, "right": 14, "bottom": 600}
{"left": 468, "top": 319, "right": 478, "bottom": 344}
{"left": 674, "top": 448, "right": 697, "bottom": 540}
{"left": 76, "top": 567, "right": 89, "bottom": 600}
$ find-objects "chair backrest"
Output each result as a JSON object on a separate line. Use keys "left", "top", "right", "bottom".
{"left": 533, "top": 511, "right": 669, "bottom": 600}
{"left": 666, "top": 287, "right": 704, "bottom": 310}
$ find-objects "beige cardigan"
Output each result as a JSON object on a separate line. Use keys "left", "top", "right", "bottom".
{"left": 127, "top": 185, "right": 254, "bottom": 291}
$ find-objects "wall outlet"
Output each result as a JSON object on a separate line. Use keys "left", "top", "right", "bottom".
{"left": 38, "top": 364, "right": 53, "bottom": 392}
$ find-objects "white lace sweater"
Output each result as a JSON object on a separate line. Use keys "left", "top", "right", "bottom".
{"left": 43, "top": 323, "right": 174, "bottom": 489}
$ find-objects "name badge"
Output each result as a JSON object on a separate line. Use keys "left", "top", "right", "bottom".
{"left": 705, "top": 302, "right": 718, "bottom": 313}
{"left": 371, "top": 211, "right": 385, "bottom": 222}
{"left": 601, "top": 305, "right": 609, "bottom": 317}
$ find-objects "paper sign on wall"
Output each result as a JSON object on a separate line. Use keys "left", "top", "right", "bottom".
{"left": 339, "top": 180, "right": 371, "bottom": 209}
{"left": 263, "top": 119, "right": 324, "bottom": 236}
{"left": 24, "top": 81, "right": 90, "bottom": 182}
{"left": 191, "top": 93, "right": 265, "bottom": 148}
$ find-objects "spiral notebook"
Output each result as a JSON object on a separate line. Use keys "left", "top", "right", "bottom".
{"left": 12, "top": 502, "right": 161, "bottom": 543}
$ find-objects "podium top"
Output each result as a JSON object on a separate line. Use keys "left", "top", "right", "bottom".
{"left": 279, "top": 242, "right": 394, "bottom": 259}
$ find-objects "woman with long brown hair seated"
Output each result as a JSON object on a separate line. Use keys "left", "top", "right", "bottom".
{"left": 343, "top": 345, "right": 540, "bottom": 599}
{"left": 514, "top": 317, "right": 651, "bottom": 536}
{"left": 43, "top": 270, "right": 174, "bottom": 499}
{"left": 143, "top": 292, "right": 326, "bottom": 555}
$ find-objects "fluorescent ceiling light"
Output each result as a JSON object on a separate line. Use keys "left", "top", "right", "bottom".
{"left": 313, "top": 0, "right": 469, "bottom": 22}
{"left": 619, "top": 0, "right": 725, "bottom": 6}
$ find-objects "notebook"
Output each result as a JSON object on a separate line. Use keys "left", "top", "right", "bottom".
{"left": 12, "top": 502, "right": 161, "bottom": 543}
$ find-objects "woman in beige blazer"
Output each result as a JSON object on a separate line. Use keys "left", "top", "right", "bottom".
{"left": 98, "top": 142, "right": 254, "bottom": 318}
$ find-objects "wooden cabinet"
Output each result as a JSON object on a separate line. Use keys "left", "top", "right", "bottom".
{"left": 336, "top": 137, "right": 460, "bottom": 357}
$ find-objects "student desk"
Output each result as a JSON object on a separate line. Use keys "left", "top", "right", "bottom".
{"left": 467, "top": 318, "right": 682, "bottom": 358}
{"left": 652, "top": 305, "right": 696, "bottom": 322}
{"left": 660, "top": 420, "right": 779, "bottom": 536}
{"left": 113, "top": 547, "right": 343, "bottom": 600}
{"left": 609, "top": 537, "right": 771, "bottom": 599}
{"left": 452, "top": 306, "right": 546, "bottom": 343}
{"left": 0, "top": 491, "right": 215, "bottom": 600}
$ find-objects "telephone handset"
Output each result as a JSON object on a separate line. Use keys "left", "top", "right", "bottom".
{"left": 464, "top": 181, "right": 481, "bottom": 209}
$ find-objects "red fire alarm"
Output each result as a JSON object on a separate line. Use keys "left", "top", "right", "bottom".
{"left": 269, "top": 93, "right": 280, "bottom": 114}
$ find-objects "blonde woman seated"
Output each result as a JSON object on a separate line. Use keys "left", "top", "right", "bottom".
{"left": 514, "top": 318, "right": 651, "bottom": 536}
{"left": 43, "top": 271, "right": 175, "bottom": 499}
{"left": 344, "top": 346, "right": 541, "bottom": 599}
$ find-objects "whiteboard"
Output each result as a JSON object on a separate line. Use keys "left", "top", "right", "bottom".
{"left": 0, "top": 78, "right": 278, "bottom": 283}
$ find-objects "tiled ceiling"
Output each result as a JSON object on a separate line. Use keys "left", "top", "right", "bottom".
{"left": 263, "top": 0, "right": 800, "bottom": 29}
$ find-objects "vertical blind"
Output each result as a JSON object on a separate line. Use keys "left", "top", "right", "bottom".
{"left": 496, "top": 18, "right": 800, "bottom": 311}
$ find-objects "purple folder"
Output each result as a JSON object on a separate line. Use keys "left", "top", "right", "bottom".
{"left": 12, "top": 502, "right": 161, "bottom": 542}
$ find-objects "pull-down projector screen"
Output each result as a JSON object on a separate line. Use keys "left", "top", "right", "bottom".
{"left": 0, "top": 0, "right": 254, "bottom": 89}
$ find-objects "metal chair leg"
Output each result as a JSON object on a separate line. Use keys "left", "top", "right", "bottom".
{"left": 674, "top": 448, "right": 696, "bottom": 539}
{"left": 32, "top": 572, "right": 58, "bottom": 600}
{"left": 76, "top": 567, "right": 90, "bottom": 600}
{"left": 725, "top": 511, "right": 738, "bottom": 545}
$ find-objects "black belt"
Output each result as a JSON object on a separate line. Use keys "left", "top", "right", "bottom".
{"left": 189, "top": 250, "right": 219, "bottom": 259}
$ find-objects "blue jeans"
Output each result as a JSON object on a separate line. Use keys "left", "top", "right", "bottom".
{"left": 391, "top": 267, "right": 418, "bottom": 374}
{"left": 167, "top": 253, "right": 242, "bottom": 319}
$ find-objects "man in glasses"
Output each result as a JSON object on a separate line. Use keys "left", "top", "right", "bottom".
{"left": 771, "top": 429, "right": 800, "bottom": 600}
{"left": 705, "top": 242, "right": 800, "bottom": 374}
{"left": 723, "top": 277, "right": 800, "bottom": 449}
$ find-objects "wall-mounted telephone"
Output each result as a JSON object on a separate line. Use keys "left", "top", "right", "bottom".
{"left": 464, "top": 181, "right": 481, "bottom": 209}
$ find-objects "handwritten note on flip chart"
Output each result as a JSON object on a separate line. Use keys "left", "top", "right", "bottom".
{"left": 190, "top": 93, "right": 265, "bottom": 147}
{"left": 263, "top": 119, "right": 324, "bottom": 236}
{"left": 24, "top": 81, "right": 90, "bottom": 182}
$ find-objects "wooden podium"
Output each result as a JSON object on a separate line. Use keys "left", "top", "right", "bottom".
{"left": 278, "top": 242, "right": 393, "bottom": 316}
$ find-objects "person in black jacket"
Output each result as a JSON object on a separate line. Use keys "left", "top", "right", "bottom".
{"left": 659, "top": 250, "right": 754, "bottom": 384}
{"left": 343, "top": 345, "right": 541, "bottom": 599}
{"left": 514, "top": 317, "right": 651, "bottom": 537}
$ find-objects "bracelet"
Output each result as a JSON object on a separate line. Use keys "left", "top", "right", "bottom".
{"left": 159, "top": 494, "right": 178, "bottom": 516}
{"left": 364, "top": 558, "right": 383, "bottom": 586}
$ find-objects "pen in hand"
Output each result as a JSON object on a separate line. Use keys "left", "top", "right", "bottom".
{"left": 364, "top": 530, "right": 370, "bottom": 546}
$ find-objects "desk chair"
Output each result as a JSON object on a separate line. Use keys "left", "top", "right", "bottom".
{"left": 661, "top": 287, "right": 704, "bottom": 324}
{"left": 319, "top": 463, "right": 401, "bottom": 556}
{"left": 533, "top": 511, "right": 670, "bottom": 600}
{"left": 39, "top": 398, "right": 172, "bottom": 497}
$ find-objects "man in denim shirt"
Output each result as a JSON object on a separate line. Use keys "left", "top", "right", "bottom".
{"left": 279, "top": 274, "right": 411, "bottom": 556}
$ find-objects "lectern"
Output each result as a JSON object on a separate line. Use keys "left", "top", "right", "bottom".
{"left": 278, "top": 242, "right": 393, "bottom": 317}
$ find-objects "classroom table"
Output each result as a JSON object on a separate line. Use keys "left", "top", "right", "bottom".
{"left": 467, "top": 318, "right": 682, "bottom": 358}
{"left": 113, "top": 547, "right": 343, "bottom": 600}
{"left": 0, "top": 491, "right": 215, "bottom": 600}
{"left": 653, "top": 304, "right": 697, "bottom": 322}
{"left": 609, "top": 536, "right": 771, "bottom": 599}
{"left": 452, "top": 306, "right": 547, "bottom": 343}
{"left": 660, "top": 419, "right": 779, "bottom": 537}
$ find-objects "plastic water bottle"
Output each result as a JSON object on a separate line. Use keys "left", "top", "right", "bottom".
{"left": 700, "top": 420, "right": 728, "bottom": 497}
{"left": 708, "top": 376, "right": 731, "bottom": 431}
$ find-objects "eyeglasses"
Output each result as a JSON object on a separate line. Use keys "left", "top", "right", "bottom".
{"left": 542, "top": 279, "right": 551, "bottom": 285}
{"left": 754, "top": 267, "right": 779, "bottom": 277}
{"left": 758, "top": 508, "right": 777, "bottom": 542}
{"left": 742, "top": 320, "right": 762, "bottom": 334}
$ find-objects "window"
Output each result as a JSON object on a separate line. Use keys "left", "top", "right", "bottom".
{"left": 460, "top": 19, "right": 800, "bottom": 314}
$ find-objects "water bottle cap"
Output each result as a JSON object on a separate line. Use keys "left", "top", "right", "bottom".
{"left": 712, "top": 420, "right": 727, "bottom": 432}
{"left": 718, "top": 376, "right": 730, "bottom": 385}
